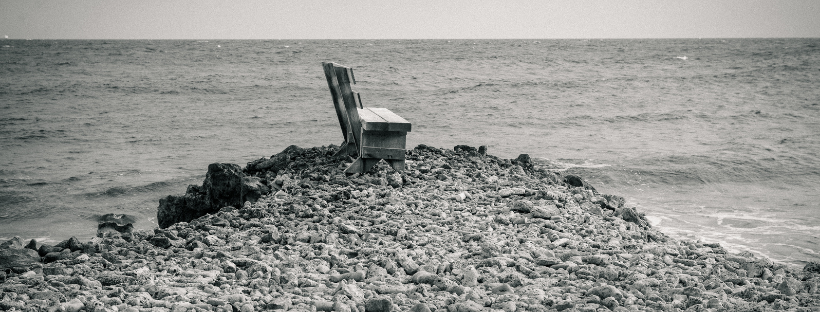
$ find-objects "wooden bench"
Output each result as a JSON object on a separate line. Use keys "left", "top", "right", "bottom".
{"left": 322, "top": 62, "right": 411, "bottom": 174}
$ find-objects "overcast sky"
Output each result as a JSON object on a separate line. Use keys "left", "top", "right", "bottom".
{"left": 2, "top": 0, "right": 819, "bottom": 39}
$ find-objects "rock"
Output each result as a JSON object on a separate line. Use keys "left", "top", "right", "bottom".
{"left": 330, "top": 271, "right": 366, "bottom": 282}
{"left": 410, "top": 303, "right": 432, "bottom": 312}
{"left": 241, "top": 176, "right": 270, "bottom": 203}
{"left": 531, "top": 204, "right": 560, "bottom": 219}
{"left": 156, "top": 185, "right": 214, "bottom": 229}
{"left": 586, "top": 285, "right": 623, "bottom": 301}
{"left": 336, "top": 281, "right": 365, "bottom": 304}
{"left": 246, "top": 145, "right": 303, "bottom": 174}
{"left": 805, "top": 261, "right": 820, "bottom": 274}
{"left": 269, "top": 297, "right": 292, "bottom": 310}
{"left": 462, "top": 266, "right": 479, "bottom": 286}
{"left": 397, "top": 254, "right": 420, "bottom": 275}
{"left": 511, "top": 200, "right": 533, "bottom": 213}
{"left": 447, "top": 300, "right": 483, "bottom": 312}
{"left": 61, "top": 298, "right": 85, "bottom": 312}
{"left": 454, "top": 145, "right": 477, "bottom": 154}
{"left": 491, "top": 283, "right": 514, "bottom": 294}
{"left": 25, "top": 239, "right": 38, "bottom": 251}
{"left": 513, "top": 154, "right": 533, "bottom": 169}
{"left": 365, "top": 297, "right": 393, "bottom": 312}
{"left": 150, "top": 236, "right": 173, "bottom": 248}
{"left": 203, "top": 163, "right": 244, "bottom": 208}
{"left": 563, "top": 174, "right": 595, "bottom": 191}
{"left": 536, "top": 257, "right": 562, "bottom": 266}
{"left": 0, "top": 247, "right": 40, "bottom": 271}
{"left": 499, "top": 188, "right": 525, "bottom": 198}
{"left": 616, "top": 207, "right": 648, "bottom": 227}
{"left": 554, "top": 300, "right": 575, "bottom": 311}
{"left": 412, "top": 270, "right": 439, "bottom": 285}
{"left": 777, "top": 278, "right": 802, "bottom": 296}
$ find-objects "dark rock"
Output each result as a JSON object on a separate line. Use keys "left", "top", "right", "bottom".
{"left": 805, "top": 261, "right": 820, "bottom": 274}
{"left": 564, "top": 174, "right": 594, "bottom": 190}
{"left": 246, "top": 145, "right": 303, "bottom": 174}
{"left": 454, "top": 145, "right": 477, "bottom": 154}
{"left": 150, "top": 236, "right": 172, "bottom": 249}
{"left": 25, "top": 239, "right": 37, "bottom": 251}
{"left": 66, "top": 237, "right": 84, "bottom": 252}
{"left": 156, "top": 185, "right": 214, "bottom": 229}
{"left": 37, "top": 244, "right": 62, "bottom": 257}
{"left": 203, "top": 163, "right": 244, "bottom": 209}
{"left": 478, "top": 145, "right": 487, "bottom": 155}
{"left": 44, "top": 250, "right": 73, "bottom": 263}
{"left": 365, "top": 297, "right": 393, "bottom": 312}
{"left": 0, "top": 248, "right": 40, "bottom": 271}
{"left": 96, "top": 273, "right": 131, "bottom": 286}
{"left": 240, "top": 176, "right": 270, "bottom": 203}
{"left": 513, "top": 154, "right": 533, "bottom": 169}
{"left": 601, "top": 194, "right": 625, "bottom": 209}
{"left": 511, "top": 200, "right": 533, "bottom": 213}
{"left": 617, "top": 207, "right": 649, "bottom": 227}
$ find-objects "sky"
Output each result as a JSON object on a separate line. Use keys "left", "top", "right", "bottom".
{"left": 1, "top": 0, "right": 819, "bottom": 40}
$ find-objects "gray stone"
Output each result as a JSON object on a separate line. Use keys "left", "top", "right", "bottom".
{"left": 365, "top": 297, "right": 392, "bottom": 312}
{"left": 240, "top": 176, "right": 270, "bottom": 203}
{"left": 0, "top": 248, "right": 40, "bottom": 271}
{"left": 586, "top": 285, "right": 623, "bottom": 301}
{"left": 511, "top": 200, "right": 533, "bottom": 213}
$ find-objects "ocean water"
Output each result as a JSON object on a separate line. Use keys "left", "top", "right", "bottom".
{"left": 1, "top": 39, "right": 818, "bottom": 266}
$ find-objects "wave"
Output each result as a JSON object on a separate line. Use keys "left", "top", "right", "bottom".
{"left": 88, "top": 181, "right": 175, "bottom": 198}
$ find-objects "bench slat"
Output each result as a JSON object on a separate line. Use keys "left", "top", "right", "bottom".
{"left": 359, "top": 107, "right": 411, "bottom": 132}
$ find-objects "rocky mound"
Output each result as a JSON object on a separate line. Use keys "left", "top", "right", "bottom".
{"left": 2, "top": 144, "right": 819, "bottom": 311}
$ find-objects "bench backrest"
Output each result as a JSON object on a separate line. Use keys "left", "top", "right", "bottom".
{"left": 323, "top": 62, "right": 363, "bottom": 156}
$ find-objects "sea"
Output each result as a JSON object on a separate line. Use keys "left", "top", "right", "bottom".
{"left": 1, "top": 39, "right": 818, "bottom": 267}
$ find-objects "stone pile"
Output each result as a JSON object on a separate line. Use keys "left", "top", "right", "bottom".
{"left": 2, "top": 144, "right": 819, "bottom": 311}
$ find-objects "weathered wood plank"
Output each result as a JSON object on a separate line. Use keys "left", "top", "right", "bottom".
{"left": 335, "top": 66, "right": 362, "bottom": 153}
{"left": 361, "top": 147, "right": 405, "bottom": 160}
{"left": 358, "top": 107, "right": 387, "bottom": 125}
{"left": 360, "top": 130, "right": 407, "bottom": 149}
{"left": 322, "top": 62, "right": 350, "bottom": 142}
{"left": 365, "top": 107, "right": 412, "bottom": 132}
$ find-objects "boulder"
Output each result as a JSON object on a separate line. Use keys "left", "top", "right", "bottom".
{"left": 617, "top": 207, "right": 649, "bottom": 227}
{"left": 513, "top": 154, "right": 533, "bottom": 169}
{"left": 156, "top": 185, "right": 213, "bottom": 229}
{"left": 203, "top": 163, "right": 244, "bottom": 209}
{"left": 805, "top": 261, "right": 820, "bottom": 274}
{"left": 563, "top": 174, "right": 596, "bottom": 191}
{"left": 0, "top": 247, "right": 41, "bottom": 271}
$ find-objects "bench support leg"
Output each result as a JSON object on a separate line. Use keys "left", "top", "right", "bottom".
{"left": 386, "top": 159, "right": 405, "bottom": 171}
{"left": 345, "top": 158, "right": 380, "bottom": 175}
{"left": 334, "top": 141, "right": 358, "bottom": 158}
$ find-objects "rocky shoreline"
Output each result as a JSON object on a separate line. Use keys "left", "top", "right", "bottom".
{"left": 2, "top": 144, "right": 819, "bottom": 311}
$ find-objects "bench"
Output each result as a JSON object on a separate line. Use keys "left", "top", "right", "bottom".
{"left": 322, "top": 62, "right": 411, "bottom": 174}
